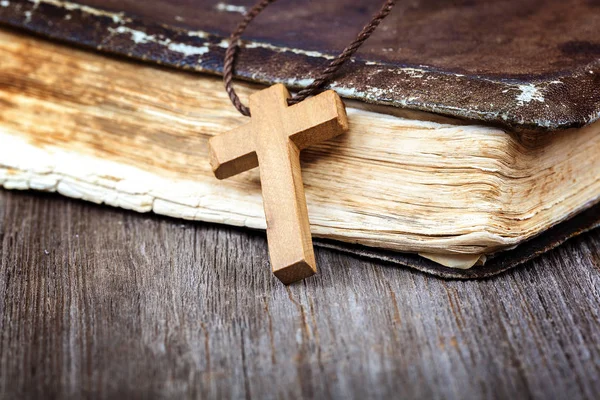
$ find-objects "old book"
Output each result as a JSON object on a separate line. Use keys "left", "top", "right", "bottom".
{"left": 1, "top": 0, "right": 599, "bottom": 276}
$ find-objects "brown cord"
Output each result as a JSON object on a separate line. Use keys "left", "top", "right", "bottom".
{"left": 223, "top": 0, "right": 397, "bottom": 116}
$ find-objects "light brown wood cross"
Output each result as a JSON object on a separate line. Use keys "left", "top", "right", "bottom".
{"left": 208, "top": 84, "right": 349, "bottom": 284}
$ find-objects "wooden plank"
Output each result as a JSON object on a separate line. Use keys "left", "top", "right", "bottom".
{"left": 1, "top": 189, "right": 599, "bottom": 399}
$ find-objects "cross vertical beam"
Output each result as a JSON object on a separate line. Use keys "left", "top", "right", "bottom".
{"left": 250, "top": 85, "right": 317, "bottom": 283}
{"left": 208, "top": 84, "right": 348, "bottom": 284}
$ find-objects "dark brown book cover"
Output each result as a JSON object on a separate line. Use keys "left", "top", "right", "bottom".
{"left": 1, "top": 0, "right": 600, "bottom": 130}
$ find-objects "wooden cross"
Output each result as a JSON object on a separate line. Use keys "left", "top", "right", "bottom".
{"left": 208, "top": 84, "right": 349, "bottom": 284}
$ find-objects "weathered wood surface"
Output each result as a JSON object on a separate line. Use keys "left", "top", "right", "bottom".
{"left": 1, "top": 189, "right": 599, "bottom": 399}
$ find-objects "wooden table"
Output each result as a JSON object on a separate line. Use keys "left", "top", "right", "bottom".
{"left": 1, "top": 190, "right": 599, "bottom": 399}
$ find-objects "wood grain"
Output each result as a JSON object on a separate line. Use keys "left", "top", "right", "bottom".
{"left": 210, "top": 84, "right": 349, "bottom": 283}
{"left": 2, "top": 29, "right": 600, "bottom": 261}
{"left": 1, "top": 189, "right": 599, "bottom": 399}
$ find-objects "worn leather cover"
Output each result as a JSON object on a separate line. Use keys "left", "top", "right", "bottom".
{"left": 1, "top": 0, "right": 600, "bottom": 278}
{"left": 1, "top": 0, "right": 600, "bottom": 130}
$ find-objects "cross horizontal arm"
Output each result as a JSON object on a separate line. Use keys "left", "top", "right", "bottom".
{"left": 208, "top": 122, "right": 257, "bottom": 179}
{"left": 284, "top": 90, "right": 349, "bottom": 150}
